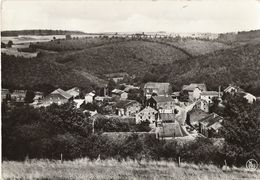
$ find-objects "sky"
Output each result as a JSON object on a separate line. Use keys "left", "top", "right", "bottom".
{"left": 1, "top": 0, "right": 260, "bottom": 33}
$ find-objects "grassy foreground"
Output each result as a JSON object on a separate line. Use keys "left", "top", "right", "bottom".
{"left": 2, "top": 159, "right": 260, "bottom": 180}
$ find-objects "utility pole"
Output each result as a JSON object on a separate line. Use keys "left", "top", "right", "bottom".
{"left": 92, "top": 118, "right": 95, "bottom": 134}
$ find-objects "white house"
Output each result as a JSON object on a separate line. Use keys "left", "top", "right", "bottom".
{"left": 73, "top": 99, "right": 85, "bottom": 109}
{"left": 66, "top": 87, "right": 80, "bottom": 98}
{"left": 200, "top": 91, "right": 222, "bottom": 104}
{"left": 243, "top": 93, "right": 256, "bottom": 104}
{"left": 85, "top": 92, "right": 95, "bottom": 104}
{"left": 224, "top": 85, "right": 243, "bottom": 94}
{"left": 182, "top": 83, "right": 207, "bottom": 101}
{"left": 135, "top": 106, "right": 158, "bottom": 124}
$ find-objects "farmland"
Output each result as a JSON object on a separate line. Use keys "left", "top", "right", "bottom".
{"left": 2, "top": 158, "right": 260, "bottom": 180}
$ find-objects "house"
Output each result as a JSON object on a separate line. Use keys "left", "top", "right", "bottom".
{"left": 73, "top": 99, "right": 85, "bottom": 109}
{"left": 104, "top": 72, "right": 129, "bottom": 83}
{"left": 1, "top": 89, "right": 10, "bottom": 101}
{"left": 83, "top": 109, "right": 98, "bottom": 117}
{"left": 243, "top": 92, "right": 256, "bottom": 104}
{"left": 33, "top": 91, "right": 44, "bottom": 102}
{"left": 171, "top": 92, "right": 180, "bottom": 100}
{"left": 123, "top": 84, "right": 140, "bottom": 92}
{"left": 198, "top": 113, "right": 223, "bottom": 137}
{"left": 111, "top": 89, "right": 128, "bottom": 100}
{"left": 85, "top": 92, "right": 95, "bottom": 104}
{"left": 66, "top": 87, "right": 80, "bottom": 98}
{"left": 11, "top": 90, "right": 27, "bottom": 102}
{"left": 200, "top": 91, "right": 222, "bottom": 104}
{"left": 114, "top": 100, "right": 141, "bottom": 117}
{"left": 40, "top": 88, "right": 72, "bottom": 107}
{"left": 224, "top": 85, "right": 243, "bottom": 94}
{"left": 147, "top": 96, "right": 175, "bottom": 110}
{"left": 182, "top": 83, "right": 207, "bottom": 100}
{"left": 135, "top": 106, "right": 158, "bottom": 124}
{"left": 194, "top": 99, "right": 209, "bottom": 112}
{"left": 143, "top": 82, "right": 171, "bottom": 99}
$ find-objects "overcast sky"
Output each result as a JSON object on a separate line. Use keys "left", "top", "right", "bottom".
{"left": 1, "top": 0, "right": 260, "bottom": 33}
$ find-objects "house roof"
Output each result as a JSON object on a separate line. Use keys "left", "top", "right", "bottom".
{"left": 152, "top": 96, "right": 174, "bottom": 103}
{"left": 44, "top": 93, "right": 68, "bottom": 100}
{"left": 66, "top": 87, "right": 80, "bottom": 96}
{"left": 157, "top": 122, "right": 184, "bottom": 137}
{"left": 114, "top": 100, "right": 139, "bottom": 109}
{"left": 188, "top": 108, "right": 209, "bottom": 124}
{"left": 137, "top": 106, "right": 157, "bottom": 115}
{"left": 86, "top": 92, "right": 95, "bottom": 97}
{"left": 51, "top": 88, "right": 72, "bottom": 99}
{"left": 112, "top": 89, "right": 125, "bottom": 95}
{"left": 144, "top": 82, "right": 170, "bottom": 95}
{"left": 172, "top": 92, "right": 180, "bottom": 96}
{"left": 123, "top": 85, "right": 139, "bottom": 92}
{"left": 182, "top": 83, "right": 206, "bottom": 91}
{"left": 243, "top": 92, "right": 256, "bottom": 99}
{"left": 223, "top": 85, "right": 244, "bottom": 93}
{"left": 199, "top": 113, "right": 223, "bottom": 128}
{"left": 201, "top": 91, "right": 221, "bottom": 96}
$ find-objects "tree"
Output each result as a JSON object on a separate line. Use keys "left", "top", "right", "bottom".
{"left": 24, "top": 90, "right": 35, "bottom": 103}
{"left": 135, "top": 120, "right": 151, "bottom": 132}
{"left": 1, "top": 42, "right": 6, "bottom": 48}
{"left": 107, "top": 79, "right": 116, "bottom": 96}
{"left": 7, "top": 40, "right": 13, "bottom": 48}
{"left": 220, "top": 94, "right": 260, "bottom": 166}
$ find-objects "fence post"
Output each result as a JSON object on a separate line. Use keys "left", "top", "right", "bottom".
{"left": 178, "top": 156, "right": 181, "bottom": 167}
{"left": 224, "top": 159, "right": 227, "bottom": 170}
{"left": 61, "top": 153, "right": 63, "bottom": 163}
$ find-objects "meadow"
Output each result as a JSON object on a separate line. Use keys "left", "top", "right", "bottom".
{"left": 2, "top": 158, "right": 260, "bottom": 180}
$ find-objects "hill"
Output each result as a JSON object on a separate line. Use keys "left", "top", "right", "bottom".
{"left": 1, "top": 54, "right": 107, "bottom": 90}
{"left": 54, "top": 40, "right": 190, "bottom": 75}
{"left": 1, "top": 29, "right": 86, "bottom": 36}
{"left": 150, "top": 42, "right": 260, "bottom": 95}
{"left": 2, "top": 30, "right": 260, "bottom": 92}
{"left": 2, "top": 39, "right": 190, "bottom": 90}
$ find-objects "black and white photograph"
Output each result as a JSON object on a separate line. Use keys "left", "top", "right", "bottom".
{"left": 1, "top": 0, "right": 260, "bottom": 179}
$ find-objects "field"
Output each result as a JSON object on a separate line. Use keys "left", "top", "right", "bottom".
{"left": 2, "top": 159, "right": 260, "bottom": 180}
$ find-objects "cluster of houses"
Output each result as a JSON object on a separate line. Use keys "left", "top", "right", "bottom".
{"left": 1, "top": 81, "right": 257, "bottom": 140}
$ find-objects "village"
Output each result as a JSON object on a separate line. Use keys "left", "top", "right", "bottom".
{"left": 1, "top": 72, "right": 257, "bottom": 141}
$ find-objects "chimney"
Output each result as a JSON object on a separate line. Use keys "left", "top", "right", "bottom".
{"left": 104, "top": 88, "right": 106, "bottom": 96}
{"left": 218, "top": 86, "right": 221, "bottom": 98}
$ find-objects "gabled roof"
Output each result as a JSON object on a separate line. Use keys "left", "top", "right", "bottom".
{"left": 201, "top": 91, "right": 221, "bottom": 96}
{"left": 199, "top": 113, "right": 223, "bottom": 128}
{"left": 66, "top": 87, "right": 80, "bottom": 95}
{"left": 51, "top": 88, "right": 72, "bottom": 99}
{"left": 112, "top": 89, "right": 125, "bottom": 95}
{"left": 152, "top": 96, "right": 174, "bottom": 103}
{"left": 188, "top": 108, "right": 209, "bottom": 124}
{"left": 137, "top": 106, "right": 157, "bottom": 115}
{"left": 144, "top": 82, "right": 171, "bottom": 95}
{"left": 182, "top": 83, "right": 206, "bottom": 91}
{"left": 114, "top": 100, "right": 140, "bottom": 109}
{"left": 86, "top": 92, "right": 95, "bottom": 97}
{"left": 223, "top": 85, "right": 244, "bottom": 93}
